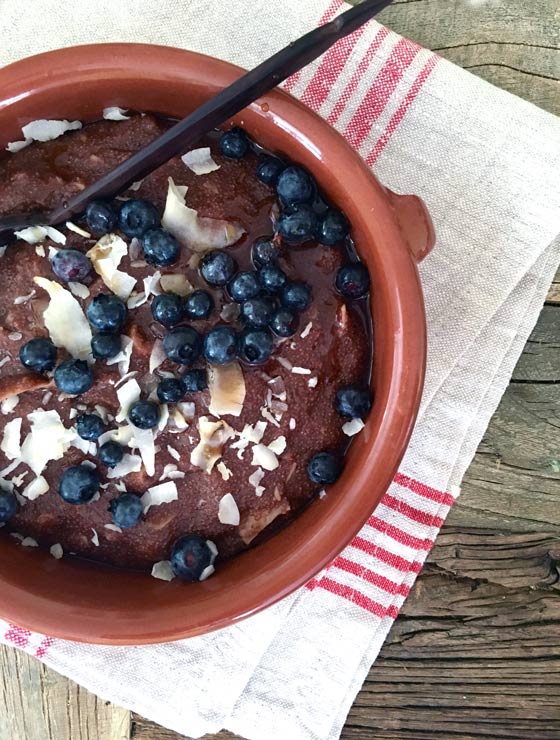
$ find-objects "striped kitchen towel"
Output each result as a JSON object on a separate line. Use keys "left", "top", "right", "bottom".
{"left": 1, "top": 1, "right": 559, "bottom": 739}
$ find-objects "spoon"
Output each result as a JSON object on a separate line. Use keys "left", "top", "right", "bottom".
{"left": 0, "top": 0, "right": 394, "bottom": 244}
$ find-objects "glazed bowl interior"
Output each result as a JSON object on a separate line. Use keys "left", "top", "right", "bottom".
{"left": 0, "top": 44, "right": 427, "bottom": 644}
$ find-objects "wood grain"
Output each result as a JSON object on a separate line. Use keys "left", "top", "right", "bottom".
{"left": 1, "top": 1, "right": 559, "bottom": 739}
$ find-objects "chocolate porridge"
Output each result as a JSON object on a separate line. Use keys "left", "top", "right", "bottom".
{"left": 0, "top": 113, "right": 372, "bottom": 581}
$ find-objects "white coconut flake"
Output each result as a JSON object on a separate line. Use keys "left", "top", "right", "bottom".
{"left": 162, "top": 177, "right": 245, "bottom": 251}
{"left": 8, "top": 332, "right": 22, "bottom": 341}
{"left": 15, "top": 226, "right": 49, "bottom": 244}
{"left": 208, "top": 362, "right": 245, "bottom": 417}
{"left": 22, "top": 476, "right": 49, "bottom": 501}
{"left": 67, "top": 281, "right": 90, "bottom": 300}
{"left": 308, "top": 377, "right": 318, "bottom": 388}
{"left": 218, "top": 493, "right": 240, "bottom": 525}
{"left": 21, "top": 537, "right": 39, "bottom": 548}
{"left": 35, "top": 245, "right": 46, "bottom": 257}
{"left": 342, "top": 418, "right": 365, "bottom": 436}
{"left": 178, "top": 402, "right": 196, "bottom": 421}
{"left": 1, "top": 418, "right": 21, "bottom": 460}
{"left": 268, "top": 436, "right": 287, "bottom": 455}
{"left": 149, "top": 339, "right": 167, "bottom": 374}
{"left": 301, "top": 322, "right": 313, "bottom": 338}
{"left": 1, "top": 460, "right": 20, "bottom": 477}
{"left": 141, "top": 481, "right": 178, "bottom": 513}
{"left": 6, "top": 139, "right": 31, "bottom": 153}
{"left": 106, "top": 453, "right": 142, "bottom": 479}
{"left": 292, "top": 366, "right": 312, "bottom": 375}
{"left": 151, "top": 560, "right": 176, "bottom": 581}
{"left": 248, "top": 467, "right": 266, "bottom": 497}
{"left": 45, "top": 226, "right": 67, "bottom": 245}
{"left": 103, "top": 106, "right": 130, "bottom": 121}
{"left": 20, "top": 409, "right": 74, "bottom": 476}
{"left": 104, "top": 523, "right": 123, "bottom": 533}
{"left": 14, "top": 289, "right": 36, "bottom": 305}
{"left": 251, "top": 443, "right": 279, "bottom": 471}
{"left": 106, "top": 335, "right": 133, "bottom": 376}
{"left": 190, "top": 416, "right": 233, "bottom": 473}
{"left": 169, "top": 407, "right": 188, "bottom": 431}
{"left": 66, "top": 221, "right": 92, "bottom": 238}
{"left": 86, "top": 233, "right": 136, "bottom": 301}
{"left": 131, "top": 427, "right": 156, "bottom": 477}
{"left": 50, "top": 543, "right": 63, "bottom": 560}
{"left": 167, "top": 445, "right": 181, "bottom": 461}
{"left": 261, "top": 407, "right": 280, "bottom": 427}
{"left": 159, "top": 273, "right": 193, "bottom": 296}
{"left": 216, "top": 461, "right": 232, "bottom": 481}
{"left": 116, "top": 378, "right": 141, "bottom": 422}
{"left": 22, "top": 118, "right": 82, "bottom": 142}
{"left": 289, "top": 417, "right": 296, "bottom": 430}
{"left": 181, "top": 147, "right": 221, "bottom": 175}
{"left": 10, "top": 472, "right": 28, "bottom": 488}
{"left": 129, "top": 180, "right": 144, "bottom": 192}
{"left": 157, "top": 404, "right": 169, "bottom": 432}
{"left": 277, "top": 356, "right": 293, "bottom": 371}
{"left": 143, "top": 270, "right": 162, "bottom": 298}
{"left": 91, "top": 528, "right": 100, "bottom": 547}
{"left": 33, "top": 277, "right": 92, "bottom": 359}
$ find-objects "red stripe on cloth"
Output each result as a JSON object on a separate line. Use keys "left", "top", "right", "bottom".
{"left": 4, "top": 624, "right": 31, "bottom": 648}
{"left": 343, "top": 37, "right": 419, "bottom": 151}
{"left": 327, "top": 26, "right": 389, "bottom": 125}
{"left": 366, "top": 54, "right": 439, "bottom": 165}
{"left": 367, "top": 515, "right": 434, "bottom": 551}
{"left": 382, "top": 492, "right": 445, "bottom": 528}
{"left": 299, "top": 22, "right": 369, "bottom": 112}
{"left": 319, "top": 577, "right": 400, "bottom": 618}
{"left": 393, "top": 470, "right": 454, "bottom": 507}
{"left": 284, "top": 0, "right": 341, "bottom": 92}
{"left": 350, "top": 536, "right": 422, "bottom": 573}
{"left": 333, "top": 556, "right": 410, "bottom": 596}
{"left": 35, "top": 636, "right": 54, "bottom": 659}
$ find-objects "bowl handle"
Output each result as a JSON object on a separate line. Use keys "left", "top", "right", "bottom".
{"left": 384, "top": 189, "right": 435, "bottom": 263}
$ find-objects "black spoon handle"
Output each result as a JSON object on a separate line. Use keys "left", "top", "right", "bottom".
{"left": 0, "top": 0, "right": 393, "bottom": 240}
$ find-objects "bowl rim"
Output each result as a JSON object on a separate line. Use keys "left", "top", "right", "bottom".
{"left": 0, "top": 43, "right": 428, "bottom": 644}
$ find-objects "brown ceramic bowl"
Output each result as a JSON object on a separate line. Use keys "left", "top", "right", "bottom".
{"left": 0, "top": 44, "right": 434, "bottom": 645}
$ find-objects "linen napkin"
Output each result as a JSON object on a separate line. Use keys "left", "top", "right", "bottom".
{"left": 1, "top": 1, "right": 559, "bottom": 739}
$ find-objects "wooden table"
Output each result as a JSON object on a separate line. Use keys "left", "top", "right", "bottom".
{"left": 1, "top": 2, "right": 559, "bottom": 738}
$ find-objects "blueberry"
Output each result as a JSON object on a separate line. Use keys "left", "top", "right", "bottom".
{"left": 170, "top": 534, "right": 215, "bottom": 581}
{"left": 87, "top": 294, "right": 127, "bottom": 332}
{"left": 76, "top": 413, "right": 105, "bottom": 441}
{"left": 151, "top": 293, "right": 183, "bottom": 327}
{"left": 91, "top": 333, "right": 121, "bottom": 359}
{"left": 270, "top": 308, "right": 298, "bottom": 337}
{"left": 251, "top": 238, "right": 278, "bottom": 268}
{"left": 220, "top": 127, "right": 249, "bottom": 159}
{"left": 98, "top": 440, "right": 124, "bottom": 467}
{"left": 240, "top": 297, "right": 276, "bottom": 328}
{"left": 184, "top": 290, "right": 214, "bottom": 320}
{"left": 163, "top": 326, "right": 202, "bottom": 365}
{"left": 128, "top": 400, "right": 160, "bottom": 430}
{"left": 276, "top": 166, "right": 314, "bottom": 206}
{"left": 0, "top": 489, "right": 17, "bottom": 523}
{"left": 19, "top": 337, "right": 57, "bottom": 374}
{"left": 109, "top": 493, "right": 143, "bottom": 529}
{"left": 157, "top": 378, "right": 185, "bottom": 404}
{"left": 256, "top": 156, "right": 285, "bottom": 185}
{"left": 335, "top": 385, "right": 373, "bottom": 419}
{"left": 183, "top": 368, "right": 208, "bottom": 392}
{"left": 51, "top": 249, "right": 92, "bottom": 283}
{"left": 142, "top": 228, "right": 180, "bottom": 266}
{"left": 310, "top": 190, "right": 330, "bottom": 216}
{"left": 59, "top": 465, "right": 100, "bottom": 504}
{"left": 203, "top": 326, "right": 238, "bottom": 365}
{"left": 200, "top": 250, "right": 237, "bottom": 287}
{"left": 228, "top": 271, "right": 261, "bottom": 302}
{"left": 258, "top": 264, "right": 287, "bottom": 294}
{"left": 118, "top": 199, "right": 160, "bottom": 238}
{"left": 54, "top": 359, "right": 94, "bottom": 395}
{"left": 280, "top": 281, "right": 311, "bottom": 312}
{"left": 85, "top": 200, "right": 117, "bottom": 236}
{"left": 307, "top": 451, "right": 343, "bottom": 485}
{"left": 317, "top": 210, "right": 350, "bottom": 246}
{"left": 238, "top": 327, "right": 273, "bottom": 365}
{"left": 335, "top": 263, "right": 370, "bottom": 299}
{"left": 278, "top": 204, "right": 317, "bottom": 244}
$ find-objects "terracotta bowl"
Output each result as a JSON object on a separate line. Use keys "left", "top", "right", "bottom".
{"left": 0, "top": 44, "right": 434, "bottom": 645}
